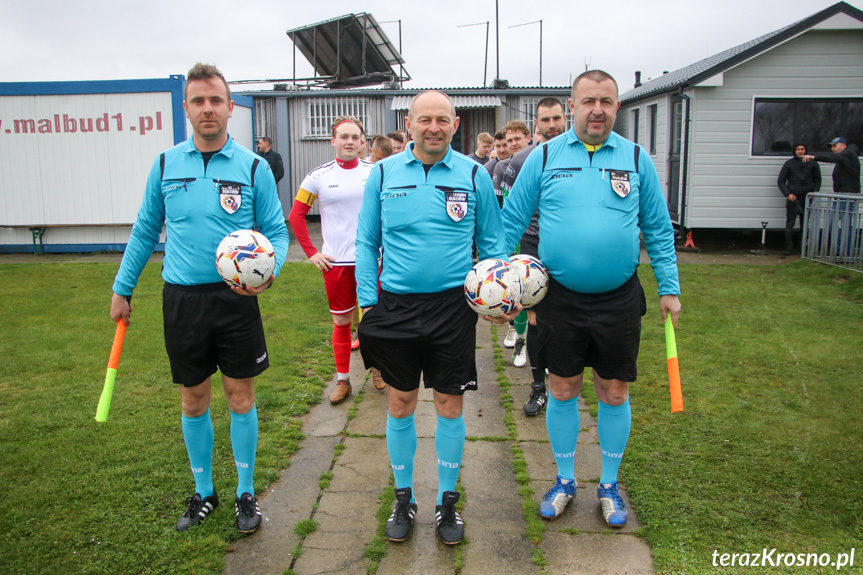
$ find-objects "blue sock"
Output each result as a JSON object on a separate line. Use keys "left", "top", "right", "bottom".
{"left": 230, "top": 403, "right": 258, "bottom": 498}
{"left": 181, "top": 409, "right": 214, "bottom": 498}
{"left": 435, "top": 413, "right": 465, "bottom": 505}
{"left": 546, "top": 395, "right": 579, "bottom": 481}
{"left": 597, "top": 398, "right": 631, "bottom": 484}
{"left": 387, "top": 413, "right": 417, "bottom": 503}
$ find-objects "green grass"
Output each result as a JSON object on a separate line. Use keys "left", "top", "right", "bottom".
{"left": 293, "top": 519, "right": 319, "bottom": 539}
{"left": 0, "top": 261, "right": 333, "bottom": 575}
{"left": 364, "top": 485, "right": 395, "bottom": 574}
{"left": 627, "top": 262, "right": 863, "bottom": 574}
{"left": 489, "top": 325, "right": 547, "bottom": 556}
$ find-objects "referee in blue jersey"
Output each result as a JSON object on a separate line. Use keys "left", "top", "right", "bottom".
{"left": 501, "top": 70, "right": 681, "bottom": 528}
{"left": 109, "top": 63, "right": 289, "bottom": 535}
{"left": 356, "top": 91, "right": 515, "bottom": 546}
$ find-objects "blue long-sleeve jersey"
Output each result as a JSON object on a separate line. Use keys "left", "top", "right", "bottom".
{"left": 113, "top": 136, "right": 289, "bottom": 295}
{"left": 356, "top": 144, "right": 506, "bottom": 307}
{"left": 501, "top": 129, "right": 679, "bottom": 296}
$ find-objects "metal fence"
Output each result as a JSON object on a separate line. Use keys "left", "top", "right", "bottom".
{"left": 802, "top": 192, "right": 863, "bottom": 273}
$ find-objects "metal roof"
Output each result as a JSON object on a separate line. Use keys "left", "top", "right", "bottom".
{"left": 620, "top": 1, "right": 863, "bottom": 104}
{"left": 390, "top": 95, "right": 502, "bottom": 110}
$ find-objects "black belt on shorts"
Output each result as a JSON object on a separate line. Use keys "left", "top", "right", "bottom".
{"left": 164, "top": 281, "right": 230, "bottom": 293}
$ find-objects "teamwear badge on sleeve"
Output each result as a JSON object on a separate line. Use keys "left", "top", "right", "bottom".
{"left": 444, "top": 190, "right": 468, "bottom": 223}
{"left": 218, "top": 182, "right": 242, "bottom": 214}
{"left": 609, "top": 171, "right": 631, "bottom": 198}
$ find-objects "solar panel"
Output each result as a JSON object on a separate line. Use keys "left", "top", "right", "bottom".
{"left": 286, "top": 13, "right": 410, "bottom": 89}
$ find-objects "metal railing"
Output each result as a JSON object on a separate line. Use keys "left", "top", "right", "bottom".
{"left": 802, "top": 192, "right": 863, "bottom": 273}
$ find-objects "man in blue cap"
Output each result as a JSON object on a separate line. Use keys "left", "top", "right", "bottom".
{"left": 803, "top": 137, "right": 860, "bottom": 195}
{"left": 803, "top": 137, "right": 861, "bottom": 257}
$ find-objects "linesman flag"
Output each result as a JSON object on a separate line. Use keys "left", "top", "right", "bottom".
{"left": 665, "top": 316, "right": 684, "bottom": 413}
{"left": 96, "top": 320, "right": 127, "bottom": 423}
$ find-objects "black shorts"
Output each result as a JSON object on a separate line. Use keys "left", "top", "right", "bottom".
{"left": 519, "top": 232, "right": 539, "bottom": 258}
{"left": 163, "top": 282, "right": 269, "bottom": 387}
{"left": 357, "top": 287, "right": 478, "bottom": 395}
{"left": 535, "top": 274, "right": 646, "bottom": 382}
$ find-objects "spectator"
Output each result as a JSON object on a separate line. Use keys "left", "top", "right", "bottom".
{"left": 467, "top": 132, "right": 493, "bottom": 165}
{"left": 777, "top": 143, "right": 821, "bottom": 255}
{"left": 256, "top": 136, "right": 284, "bottom": 184}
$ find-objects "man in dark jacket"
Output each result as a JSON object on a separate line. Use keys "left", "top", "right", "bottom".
{"left": 778, "top": 143, "right": 821, "bottom": 255}
{"left": 256, "top": 137, "right": 285, "bottom": 184}
{"left": 803, "top": 137, "right": 860, "bottom": 194}
{"left": 803, "top": 137, "right": 861, "bottom": 257}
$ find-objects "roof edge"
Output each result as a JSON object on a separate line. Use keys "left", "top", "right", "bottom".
{"left": 621, "top": 1, "right": 863, "bottom": 105}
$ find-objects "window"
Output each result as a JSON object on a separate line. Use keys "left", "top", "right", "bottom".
{"left": 304, "top": 97, "right": 369, "bottom": 139}
{"left": 648, "top": 104, "right": 657, "bottom": 154}
{"left": 752, "top": 98, "right": 863, "bottom": 155}
{"left": 631, "top": 109, "right": 640, "bottom": 144}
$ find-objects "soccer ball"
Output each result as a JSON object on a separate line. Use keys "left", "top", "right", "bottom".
{"left": 215, "top": 230, "right": 275, "bottom": 289}
{"left": 508, "top": 254, "right": 549, "bottom": 308}
{"left": 464, "top": 258, "right": 523, "bottom": 317}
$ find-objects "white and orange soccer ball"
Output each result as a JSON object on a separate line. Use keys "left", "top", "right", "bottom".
{"left": 464, "top": 258, "right": 523, "bottom": 317}
{"left": 508, "top": 254, "right": 549, "bottom": 308}
{"left": 215, "top": 230, "right": 275, "bottom": 289}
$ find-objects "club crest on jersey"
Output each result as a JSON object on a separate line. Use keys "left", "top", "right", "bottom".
{"left": 610, "top": 171, "right": 631, "bottom": 198}
{"left": 219, "top": 183, "right": 242, "bottom": 214}
{"left": 445, "top": 190, "right": 468, "bottom": 222}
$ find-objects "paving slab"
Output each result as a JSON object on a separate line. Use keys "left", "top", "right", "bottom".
{"left": 464, "top": 333, "right": 509, "bottom": 438}
{"left": 223, "top": 435, "right": 341, "bottom": 575}
{"left": 543, "top": 532, "right": 653, "bottom": 575}
{"left": 460, "top": 441, "right": 536, "bottom": 575}
{"left": 302, "top": 381, "right": 355, "bottom": 437}
{"left": 293, "top": 437, "right": 390, "bottom": 575}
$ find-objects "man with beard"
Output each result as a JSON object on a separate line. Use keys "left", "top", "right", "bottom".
{"left": 500, "top": 70, "right": 680, "bottom": 528}
{"left": 777, "top": 143, "right": 820, "bottom": 255}
{"left": 110, "top": 63, "right": 289, "bottom": 535}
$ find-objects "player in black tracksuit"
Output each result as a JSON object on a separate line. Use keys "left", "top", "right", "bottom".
{"left": 777, "top": 142, "right": 821, "bottom": 254}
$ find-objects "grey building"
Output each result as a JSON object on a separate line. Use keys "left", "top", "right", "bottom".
{"left": 616, "top": 1, "right": 863, "bottom": 232}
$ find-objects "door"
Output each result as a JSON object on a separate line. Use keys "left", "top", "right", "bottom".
{"left": 667, "top": 97, "right": 683, "bottom": 221}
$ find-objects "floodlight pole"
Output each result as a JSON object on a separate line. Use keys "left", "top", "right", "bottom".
{"left": 509, "top": 20, "right": 543, "bottom": 86}
{"left": 495, "top": 0, "right": 500, "bottom": 81}
{"left": 398, "top": 19, "right": 403, "bottom": 84}
{"left": 458, "top": 21, "right": 490, "bottom": 87}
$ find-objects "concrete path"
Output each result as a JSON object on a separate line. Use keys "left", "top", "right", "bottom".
{"left": 224, "top": 320, "right": 653, "bottom": 575}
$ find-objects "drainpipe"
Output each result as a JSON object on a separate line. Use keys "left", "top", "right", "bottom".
{"left": 678, "top": 86, "right": 691, "bottom": 231}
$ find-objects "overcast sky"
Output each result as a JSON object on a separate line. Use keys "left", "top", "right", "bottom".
{"left": 1, "top": 0, "right": 857, "bottom": 94}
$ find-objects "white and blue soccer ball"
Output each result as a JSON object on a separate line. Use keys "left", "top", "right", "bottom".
{"left": 215, "top": 229, "right": 275, "bottom": 289}
{"left": 464, "top": 258, "right": 523, "bottom": 317}
{"left": 508, "top": 254, "right": 549, "bottom": 308}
